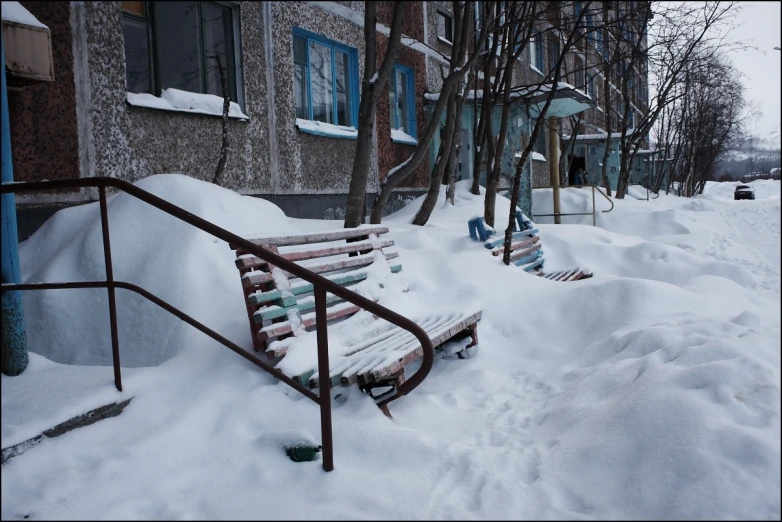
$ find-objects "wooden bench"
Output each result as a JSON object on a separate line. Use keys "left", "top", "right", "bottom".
{"left": 230, "top": 225, "right": 481, "bottom": 402}
{"left": 468, "top": 211, "right": 593, "bottom": 282}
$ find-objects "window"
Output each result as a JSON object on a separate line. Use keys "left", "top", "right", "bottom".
{"left": 574, "top": 1, "right": 582, "bottom": 19}
{"left": 437, "top": 10, "right": 453, "bottom": 44}
{"left": 534, "top": 126, "right": 547, "bottom": 155}
{"left": 596, "top": 29, "right": 604, "bottom": 55}
{"left": 586, "top": 73, "right": 597, "bottom": 99}
{"left": 121, "top": 1, "right": 241, "bottom": 103}
{"left": 530, "top": 31, "right": 544, "bottom": 72}
{"left": 589, "top": 145, "right": 596, "bottom": 155}
{"left": 293, "top": 27, "right": 358, "bottom": 127}
{"left": 586, "top": 11, "right": 595, "bottom": 44}
{"left": 548, "top": 38, "right": 559, "bottom": 74}
{"left": 574, "top": 68, "right": 584, "bottom": 90}
{"left": 389, "top": 64, "right": 417, "bottom": 140}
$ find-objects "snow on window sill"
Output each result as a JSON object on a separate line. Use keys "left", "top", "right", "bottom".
{"left": 390, "top": 128, "right": 418, "bottom": 145}
{"left": 530, "top": 65, "right": 544, "bottom": 76}
{"left": 437, "top": 36, "right": 453, "bottom": 46}
{"left": 126, "top": 89, "right": 249, "bottom": 120}
{"left": 531, "top": 152, "right": 547, "bottom": 162}
{"left": 295, "top": 118, "right": 358, "bottom": 139}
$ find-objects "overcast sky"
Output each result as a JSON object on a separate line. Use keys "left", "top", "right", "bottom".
{"left": 725, "top": 1, "right": 781, "bottom": 146}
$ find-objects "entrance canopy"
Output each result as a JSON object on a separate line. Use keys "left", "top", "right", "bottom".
{"left": 423, "top": 81, "right": 595, "bottom": 119}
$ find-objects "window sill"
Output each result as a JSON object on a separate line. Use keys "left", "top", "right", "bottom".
{"left": 531, "top": 152, "right": 547, "bottom": 162}
{"left": 295, "top": 118, "right": 358, "bottom": 140}
{"left": 437, "top": 36, "right": 453, "bottom": 46}
{"left": 390, "top": 128, "right": 418, "bottom": 145}
{"left": 530, "top": 65, "right": 544, "bottom": 76}
{"left": 126, "top": 90, "right": 249, "bottom": 120}
{"left": 391, "top": 137, "right": 418, "bottom": 146}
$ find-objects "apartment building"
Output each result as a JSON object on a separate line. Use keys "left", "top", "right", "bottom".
{"left": 5, "top": 1, "right": 649, "bottom": 238}
{"left": 560, "top": 0, "right": 653, "bottom": 191}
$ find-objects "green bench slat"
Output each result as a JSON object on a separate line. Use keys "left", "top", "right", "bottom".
{"left": 248, "top": 264, "right": 402, "bottom": 306}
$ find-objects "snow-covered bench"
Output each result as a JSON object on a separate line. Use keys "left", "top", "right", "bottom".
{"left": 230, "top": 226, "right": 481, "bottom": 400}
{"left": 468, "top": 211, "right": 593, "bottom": 282}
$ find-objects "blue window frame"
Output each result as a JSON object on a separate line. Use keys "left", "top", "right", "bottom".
{"left": 586, "top": 11, "right": 595, "bottom": 44}
{"left": 531, "top": 31, "right": 545, "bottom": 71}
{"left": 389, "top": 64, "right": 417, "bottom": 140}
{"left": 292, "top": 27, "right": 359, "bottom": 127}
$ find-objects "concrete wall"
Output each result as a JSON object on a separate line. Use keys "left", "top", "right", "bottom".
{"left": 8, "top": 2, "right": 80, "bottom": 189}
{"left": 77, "top": 1, "right": 272, "bottom": 192}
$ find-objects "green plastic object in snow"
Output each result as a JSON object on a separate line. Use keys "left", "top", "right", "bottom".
{"left": 285, "top": 444, "right": 322, "bottom": 463}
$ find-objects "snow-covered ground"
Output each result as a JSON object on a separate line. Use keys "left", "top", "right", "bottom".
{"left": 1, "top": 177, "right": 780, "bottom": 520}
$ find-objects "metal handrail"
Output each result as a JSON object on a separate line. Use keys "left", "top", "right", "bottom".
{"left": 531, "top": 184, "right": 614, "bottom": 226}
{"left": 1, "top": 177, "right": 436, "bottom": 472}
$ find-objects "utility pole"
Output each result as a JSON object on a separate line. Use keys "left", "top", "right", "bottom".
{"left": 1, "top": 36, "right": 29, "bottom": 376}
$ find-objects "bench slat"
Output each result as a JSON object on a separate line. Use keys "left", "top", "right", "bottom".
{"left": 253, "top": 292, "right": 345, "bottom": 322}
{"left": 484, "top": 229, "right": 538, "bottom": 249}
{"left": 236, "top": 239, "right": 395, "bottom": 269}
{"left": 241, "top": 252, "right": 399, "bottom": 287}
{"left": 260, "top": 302, "right": 367, "bottom": 348}
{"left": 508, "top": 243, "right": 542, "bottom": 263}
{"left": 247, "top": 264, "right": 402, "bottom": 306}
{"left": 491, "top": 235, "right": 539, "bottom": 256}
{"left": 512, "top": 249, "right": 544, "bottom": 267}
{"left": 232, "top": 226, "right": 389, "bottom": 249}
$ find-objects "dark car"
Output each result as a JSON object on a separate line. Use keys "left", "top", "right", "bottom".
{"left": 734, "top": 185, "right": 755, "bottom": 200}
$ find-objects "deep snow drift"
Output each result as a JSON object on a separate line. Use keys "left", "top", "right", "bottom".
{"left": 2, "top": 175, "right": 780, "bottom": 520}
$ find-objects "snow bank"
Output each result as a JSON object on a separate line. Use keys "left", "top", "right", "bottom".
{"left": 2, "top": 176, "right": 779, "bottom": 520}
{"left": 19, "top": 174, "right": 293, "bottom": 367}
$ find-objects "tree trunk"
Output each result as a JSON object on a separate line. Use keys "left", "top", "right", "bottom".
{"left": 446, "top": 81, "right": 469, "bottom": 205}
{"left": 211, "top": 54, "right": 230, "bottom": 185}
{"left": 370, "top": 0, "right": 488, "bottom": 224}
{"left": 344, "top": 2, "right": 406, "bottom": 228}
{"left": 413, "top": 91, "right": 457, "bottom": 225}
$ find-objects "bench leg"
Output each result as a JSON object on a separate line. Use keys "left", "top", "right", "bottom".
{"left": 457, "top": 324, "right": 479, "bottom": 359}
{"left": 361, "top": 372, "right": 405, "bottom": 418}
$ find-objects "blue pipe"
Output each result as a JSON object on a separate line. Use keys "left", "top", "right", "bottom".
{"left": 1, "top": 36, "right": 29, "bottom": 375}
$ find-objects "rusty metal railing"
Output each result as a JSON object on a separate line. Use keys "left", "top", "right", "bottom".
{"left": 1, "top": 177, "right": 436, "bottom": 472}
{"left": 532, "top": 184, "right": 614, "bottom": 226}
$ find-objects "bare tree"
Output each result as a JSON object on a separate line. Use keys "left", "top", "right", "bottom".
{"left": 614, "top": 1, "right": 742, "bottom": 198}
{"left": 369, "top": 0, "right": 495, "bottom": 225}
{"left": 343, "top": 2, "right": 407, "bottom": 228}
{"left": 501, "top": 1, "right": 590, "bottom": 265}
{"left": 211, "top": 54, "right": 230, "bottom": 185}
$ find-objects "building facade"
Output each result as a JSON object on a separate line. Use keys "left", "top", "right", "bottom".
{"left": 6, "top": 1, "right": 649, "bottom": 239}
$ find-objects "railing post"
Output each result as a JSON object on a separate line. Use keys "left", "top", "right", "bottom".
{"left": 592, "top": 186, "right": 597, "bottom": 226}
{"left": 98, "top": 186, "right": 122, "bottom": 392}
{"left": 314, "top": 287, "right": 333, "bottom": 472}
{"left": 0, "top": 37, "right": 29, "bottom": 377}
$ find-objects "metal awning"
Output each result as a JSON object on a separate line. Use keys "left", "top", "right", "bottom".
{"left": 2, "top": 1, "right": 54, "bottom": 86}
{"left": 423, "top": 81, "right": 595, "bottom": 119}
{"left": 517, "top": 83, "right": 595, "bottom": 118}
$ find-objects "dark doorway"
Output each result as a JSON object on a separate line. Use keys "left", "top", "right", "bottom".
{"left": 568, "top": 156, "right": 586, "bottom": 185}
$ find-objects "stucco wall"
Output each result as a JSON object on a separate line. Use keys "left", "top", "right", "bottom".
{"left": 8, "top": 2, "right": 79, "bottom": 187}
{"left": 270, "top": 1, "right": 377, "bottom": 196}
{"left": 80, "top": 1, "right": 271, "bottom": 192}
{"left": 374, "top": 27, "right": 429, "bottom": 189}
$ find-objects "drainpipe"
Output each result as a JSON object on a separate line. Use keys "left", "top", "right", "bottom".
{"left": 548, "top": 116, "right": 561, "bottom": 224}
{"left": 1, "top": 37, "right": 29, "bottom": 376}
